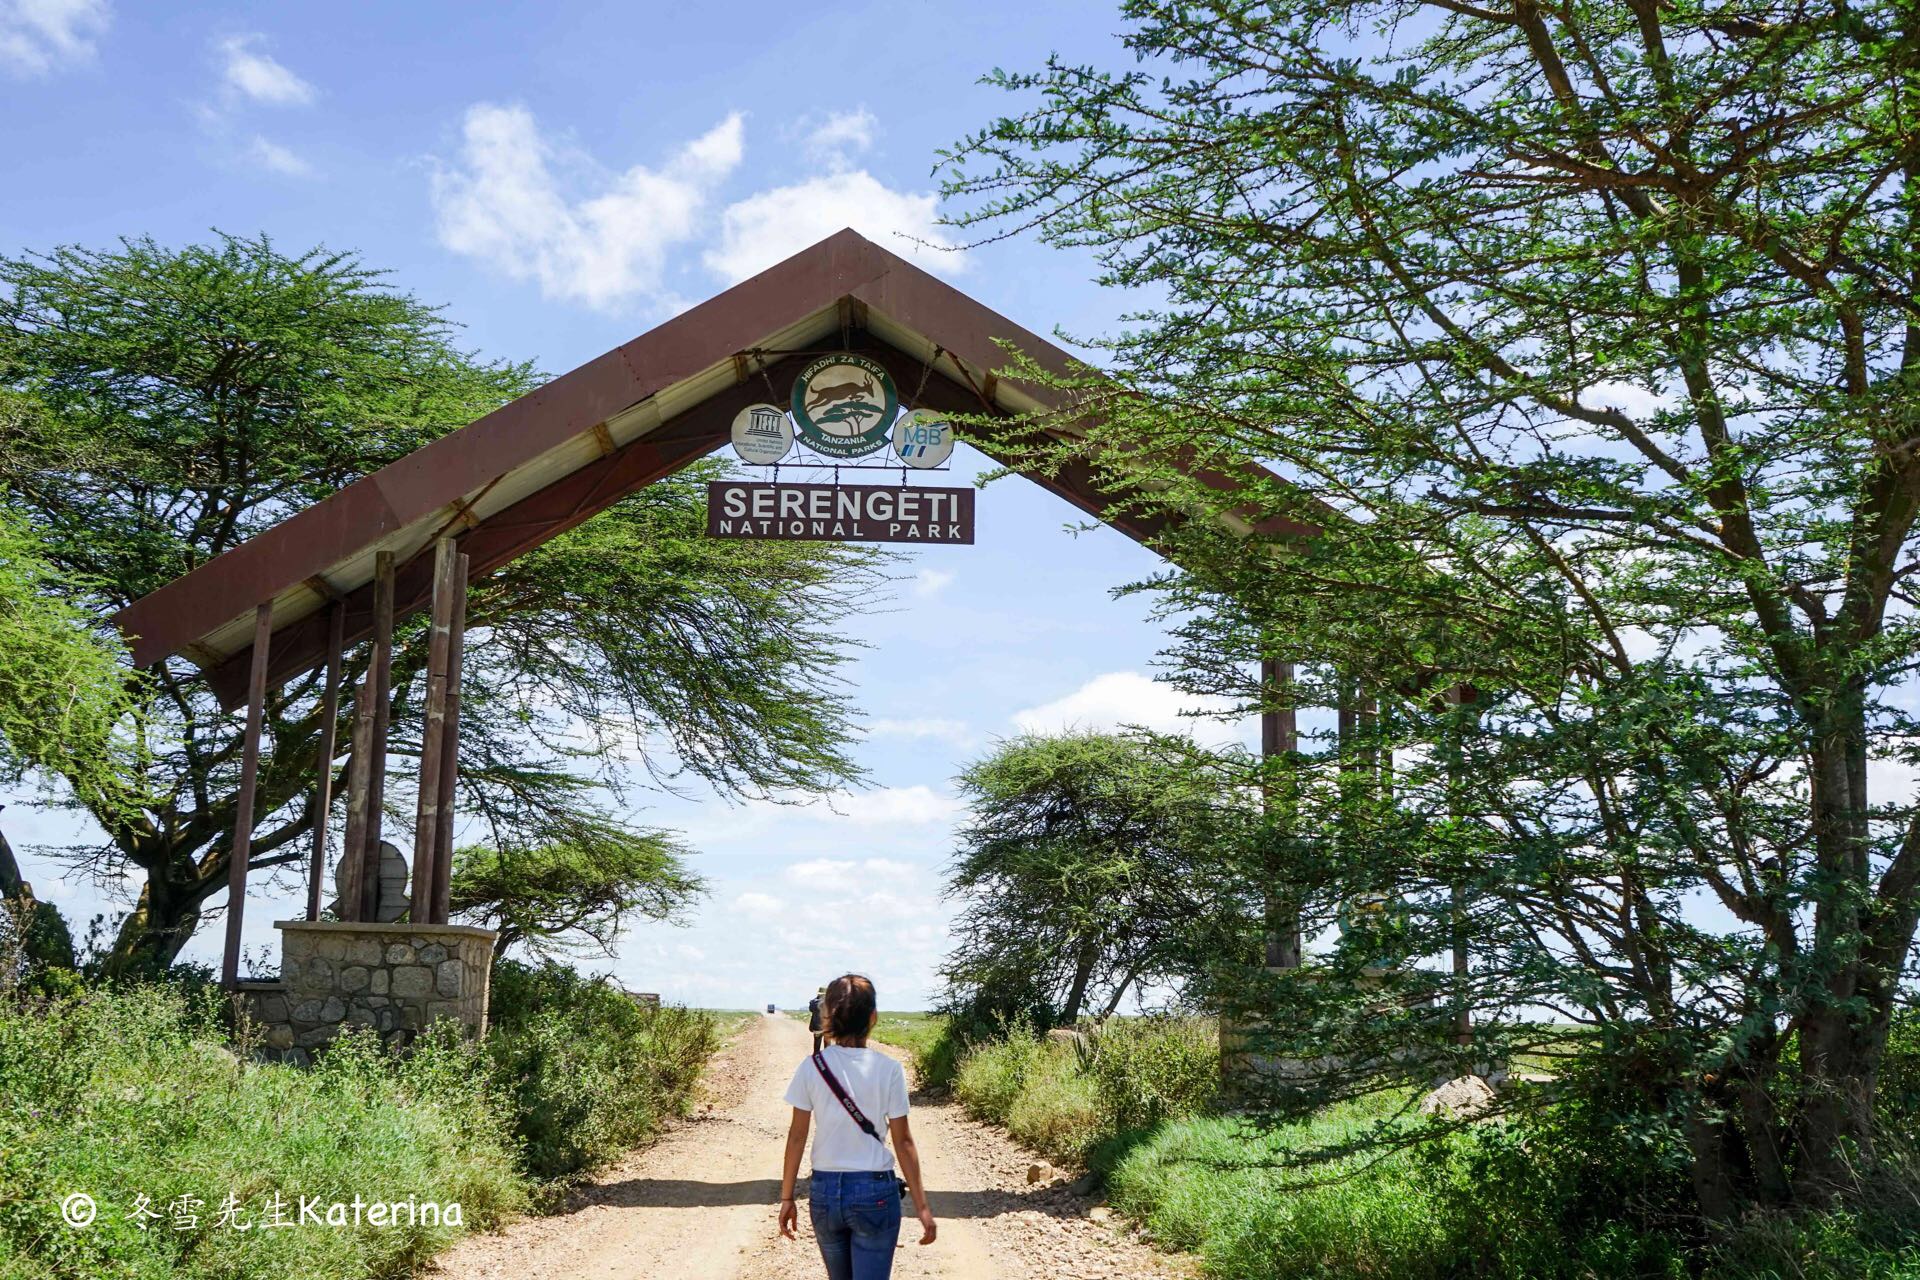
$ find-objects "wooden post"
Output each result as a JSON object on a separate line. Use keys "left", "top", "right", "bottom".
{"left": 359, "top": 550, "right": 396, "bottom": 921}
{"left": 430, "top": 553, "right": 469, "bottom": 925}
{"left": 337, "top": 670, "right": 377, "bottom": 920}
{"left": 1261, "top": 658, "right": 1301, "bottom": 969}
{"left": 410, "top": 540, "right": 459, "bottom": 923}
{"left": 305, "top": 601, "right": 345, "bottom": 921}
{"left": 221, "top": 602, "right": 274, "bottom": 989}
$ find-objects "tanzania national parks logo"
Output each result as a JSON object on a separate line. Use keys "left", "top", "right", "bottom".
{"left": 790, "top": 354, "right": 899, "bottom": 459}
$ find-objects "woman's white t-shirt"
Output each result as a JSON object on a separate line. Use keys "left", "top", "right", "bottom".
{"left": 784, "top": 1044, "right": 910, "bottom": 1172}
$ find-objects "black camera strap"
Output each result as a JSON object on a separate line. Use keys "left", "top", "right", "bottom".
{"left": 812, "top": 1049, "right": 886, "bottom": 1147}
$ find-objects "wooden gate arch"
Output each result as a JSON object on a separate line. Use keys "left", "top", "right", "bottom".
{"left": 114, "top": 229, "right": 1322, "bottom": 988}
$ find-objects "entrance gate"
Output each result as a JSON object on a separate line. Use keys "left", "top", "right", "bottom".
{"left": 115, "top": 229, "right": 1348, "bottom": 1054}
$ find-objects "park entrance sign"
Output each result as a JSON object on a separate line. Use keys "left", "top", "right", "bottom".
{"left": 718, "top": 346, "right": 974, "bottom": 545}
{"left": 706, "top": 480, "right": 974, "bottom": 544}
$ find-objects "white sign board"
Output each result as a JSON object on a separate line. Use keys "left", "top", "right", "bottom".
{"left": 892, "top": 408, "right": 956, "bottom": 469}
{"left": 731, "top": 402, "right": 794, "bottom": 465}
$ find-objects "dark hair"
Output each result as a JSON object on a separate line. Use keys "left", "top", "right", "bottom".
{"left": 823, "top": 973, "right": 877, "bottom": 1044}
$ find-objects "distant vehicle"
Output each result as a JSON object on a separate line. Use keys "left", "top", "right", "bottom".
{"left": 766, "top": 1003, "right": 776, "bottom": 1014}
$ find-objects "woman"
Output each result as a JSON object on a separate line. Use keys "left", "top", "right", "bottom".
{"left": 777, "top": 973, "right": 937, "bottom": 1279}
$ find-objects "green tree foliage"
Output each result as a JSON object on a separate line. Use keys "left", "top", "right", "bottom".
{"left": 0, "top": 233, "right": 880, "bottom": 972}
{"left": 447, "top": 825, "right": 705, "bottom": 961}
{"left": 0, "top": 412, "right": 138, "bottom": 815}
{"left": 942, "top": 731, "right": 1256, "bottom": 1027}
{"left": 946, "top": 0, "right": 1920, "bottom": 1221}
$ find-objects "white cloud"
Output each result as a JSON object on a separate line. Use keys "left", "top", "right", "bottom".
{"left": 734, "top": 890, "right": 784, "bottom": 920}
{"left": 217, "top": 34, "right": 313, "bottom": 106}
{"left": 784, "top": 857, "right": 917, "bottom": 890}
{"left": 910, "top": 567, "right": 954, "bottom": 598}
{"left": 804, "top": 108, "right": 877, "bottom": 169}
{"left": 0, "top": 0, "right": 108, "bottom": 75}
{"left": 706, "top": 169, "right": 963, "bottom": 284}
{"left": 431, "top": 103, "right": 744, "bottom": 311}
{"left": 868, "top": 717, "right": 973, "bottom": 749}
{"left": 1013, "top": 670, "right": 1247, "bottom": 748}
{"left": 827, "top": 785, "right": 962, "bottom": 827}
{"left": 247, "top": 135, "right": 311, "bottom": 177}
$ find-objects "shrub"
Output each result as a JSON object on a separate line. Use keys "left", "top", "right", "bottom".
{"left": 911, "top": 1026, "right": 964, "bottom": 1092}
{"left": 1103, "top": 1101, "right": 1456, "bottom": 1279}
{"left": 482, "top": 960, "right": 717, "bottom": 1186}
{"left": 1879, "top": 1010, "right": 1920, "bottom": 1138}
{"left": 953, "top": 1022, "right": 1047, "bottom": 1124}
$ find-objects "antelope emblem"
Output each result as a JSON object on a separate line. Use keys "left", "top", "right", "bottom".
{"left": 805, "top": 372, "right": 879, "bottom": 413}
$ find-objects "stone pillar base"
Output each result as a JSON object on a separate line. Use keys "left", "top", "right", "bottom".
{"left": 239, "top": 920, "right": 496, "bottom": 1064}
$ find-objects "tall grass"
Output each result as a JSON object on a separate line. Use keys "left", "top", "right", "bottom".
{"left": 0, "top": 984, "right": 523, "bottom": 1280}
{"left": 953, "top": 1018, "right": 1216, "bottom": 1166}
{"left": 0, "top": 966, "right": 724, "bottom": 1277}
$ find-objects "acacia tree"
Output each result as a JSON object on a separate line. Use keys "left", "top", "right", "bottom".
{"left": 446, "top": 824, "right": 704, "bottom": 961}
{"left": 945, "top": 0, "right": 1920, "bottom": 1218}
{"left": 0, "top": 234, "right": 881, "bottom": 973}
{"left": 942, "top": 731, "right": 1256, "bottom": 1027}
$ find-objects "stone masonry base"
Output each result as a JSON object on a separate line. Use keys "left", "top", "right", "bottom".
{"left": 239, "top": 920, "right": 496, "bottom": 1065}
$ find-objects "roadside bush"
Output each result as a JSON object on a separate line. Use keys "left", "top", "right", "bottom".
{"left": 1085, "top": 1017, "right": 1217, "bottom": 1132}
{"left": 0, "top": 983, "right": 523, "bottom": 1280}
{"left": 1879, "top": 1010, "right": 1920, "bottom": 1138}
{"left": 483, "top": 960, "right": 717, "bottom": 1186}
{"left": 955, "top": 1029, "right": 1104, "bottom": 1164}
{"left": 911, "top": 1026, "right": 965, "bottom": 1092}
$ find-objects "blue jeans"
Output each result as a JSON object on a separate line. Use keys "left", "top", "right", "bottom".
{"left": 808, "top": 1169, "right": 902, "bottom": 1280}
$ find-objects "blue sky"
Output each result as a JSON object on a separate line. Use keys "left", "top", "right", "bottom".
{"left": 1, "top": 0, "right": 1255, "bottom": 1009}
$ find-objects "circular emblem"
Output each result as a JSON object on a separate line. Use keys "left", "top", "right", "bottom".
{"left": 730, "top": 402, "right": 793, "bottom": 465}
{"left": 892, "top": 408, "right": 955, "bottom": 469}
{"left": 790, "top": 354, "right": 898, "bottom": 459}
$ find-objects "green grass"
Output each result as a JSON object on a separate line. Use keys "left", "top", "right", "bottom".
{"left": 781, "top": 1009, "right": 945, "bottom": 1054}
{"left": 865, "top": 1012, "right": 945, "bottom": 1058}
{"left": 1104, "top": 1100, "right": 1467, "bottom": 1280}
{"left": 700, "top": 1010, "right": 760, "bottom": 1038}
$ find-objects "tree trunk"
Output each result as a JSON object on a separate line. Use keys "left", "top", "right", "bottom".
{"left": 1795, "top": 1006, "right": 1884, "bottom": 1200}
{"left": 102, "top": 855, "right": 222, "bottom": 978}
{"left": 0, "top": 824, "right": 24, "bottom": 899}
{"left": 1793, "top": 713, "right": 1888, "bottom": 1200}
{"left": 1060, "top": 940, "right": 1097, "bottom": 1026}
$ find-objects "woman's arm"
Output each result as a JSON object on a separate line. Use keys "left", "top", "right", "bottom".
{"left": 777, "top": 1108, "right": 810, "bottom": 1239}
{"left": 889, "top": 1115, "right": 937, "bottom": 1245}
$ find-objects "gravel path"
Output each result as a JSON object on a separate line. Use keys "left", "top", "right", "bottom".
{"left": 431, "top": 1012, "right": 1189, "bottom": 1280}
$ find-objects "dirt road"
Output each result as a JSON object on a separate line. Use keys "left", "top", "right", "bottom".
{"left": 433, "top": 1012, "right": 1186, "bottom": 1280}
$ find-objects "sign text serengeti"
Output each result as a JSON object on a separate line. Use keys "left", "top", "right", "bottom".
{"left": 706, "top": 481, "right": 974, "bottom": 545}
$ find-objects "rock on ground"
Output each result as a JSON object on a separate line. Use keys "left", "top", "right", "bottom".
{"left": 1420, "top": 1074, "right": 1498, "bottom": 1119}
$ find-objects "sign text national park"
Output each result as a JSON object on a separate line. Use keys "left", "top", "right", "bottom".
{"left": 706, "top": 481, "right": 975, "bottom": 545}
